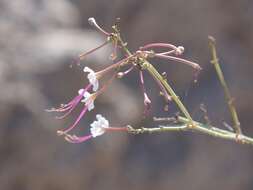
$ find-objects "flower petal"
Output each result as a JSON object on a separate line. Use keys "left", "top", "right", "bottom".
{"left": 83, "top": 67, "right": 99, "bottom": 91}
{"left": 82, "top": 91, "right": 95, "bottom": 111}
{"left": 90, "top": 114, "right": 109, "bottom": 137}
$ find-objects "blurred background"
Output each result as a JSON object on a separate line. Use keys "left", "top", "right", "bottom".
{"left": 1, "top": 0, "right": 253, "bottom": 189}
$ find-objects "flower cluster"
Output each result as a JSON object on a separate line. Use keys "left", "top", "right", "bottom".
{"left": 47, "top": 17, "right": 201, "bottom": 143}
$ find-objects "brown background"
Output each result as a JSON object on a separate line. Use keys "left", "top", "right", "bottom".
{"left": 1, "top": 0, "right": 253, "bottom": 189}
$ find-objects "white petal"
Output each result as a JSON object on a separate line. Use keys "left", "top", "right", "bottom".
{"left": 87, "top": 101, "right": 94, "bottom": 111}
{"left": 80, "top": 91, "right": 95, "bottom": 111}
{"left": 83, "top": 91, "right": 91, "bottom": 99}
{"left": 90, "top": 114, "right": 109, "bottom": 137}
{"left": 83, "top": 67, "right": 99, "bottom": 92}
{"left": 78, "top": 89, "right": 85, "bottom": 95}
{"left": 83, "top": 66, "right": 94, "bottom": 73}
{"left": 90, "top": 125, "right": 105, "bottom": 137}
{"left": 96, "top": 114, "right": 102, "bottom": 120}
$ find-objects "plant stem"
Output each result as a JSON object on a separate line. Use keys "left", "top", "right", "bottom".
{"left": 113, "top": 28, "right": 253, "bottom": 145}
{"left": 208, "top": 36, "right": 242, "bottom": 135}
{"left": 115, "top": 30, "right": 194, "bottom": 126}
{"left": 128, "top": 116, "right": 253, "bottom": 145}
{"left": 142, "top": 61, "right": 194, "bottom": 124}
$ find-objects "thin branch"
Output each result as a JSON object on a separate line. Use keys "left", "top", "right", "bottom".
{"left": 208, "top": 36, "right": 242, "bottom": 135}
{"left": 111, "top": 24, "right": 253, "bottom": 146}
{"left": 128, "top": 116, "right": 253, "bottom": 145}
{"left": 127, "top": 124, "right": 187, "bottom": 134}
{"left": 142, "top": 61, "right": 194, "bottom": 125}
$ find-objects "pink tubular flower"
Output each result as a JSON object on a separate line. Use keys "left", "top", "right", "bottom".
{"left": 139, "top": 70, "right": 152, "bottom": 115}
{"left": 88, "top": 17, "right": 110, "bottom": 36}
{"left": 64, "top": 114, "right": 128, "bottom": 143}
{"left": 140, "top": 42, "right": 201, "bottom": 71}
{"left": 65, "top": 114, "right": 109, "bottom": 143}
{"left": 154, "top": 53, "right": 202, "bottom": 71}
{"left": 46, "top": 84, "right": 92, "bottom": 119}
{"left": 56, "top": 89, "right": 97, "bottom": 136}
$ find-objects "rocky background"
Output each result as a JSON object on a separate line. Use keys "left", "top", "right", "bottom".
{"left": 0, "top": 0, "right": 253, "bottom": 189}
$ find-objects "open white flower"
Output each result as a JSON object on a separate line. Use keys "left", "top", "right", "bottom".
{"left": 83, "top": 67, "right": 99, "bottom": 91}
{"left": 90, "top": 114, "right": 109, "bottom": 137}
{"left": 78, "top": 89, "right": 95, "bottom": 111}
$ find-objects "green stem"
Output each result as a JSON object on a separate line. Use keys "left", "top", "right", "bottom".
{"left": 208, "top": 36, "right": 242, "bottom": 135}
{"left": 116, "top": 31, "right": 194, "bottom": 125}
{"left": 113, "top": 29, "right": 253, "bottom": 145}
{"left": 128, "top": 116, "right": 253, "bottom": 145}
{"left": 143, "top": 61, "right": 194, "bottom": 124}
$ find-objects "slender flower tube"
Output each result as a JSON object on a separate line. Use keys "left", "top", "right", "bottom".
{"left": 57, "top": 89, "right": 97, "bottom": 135}
{"left": 139, "top": 70, "right": 152, "bottom": 115}
{"left": 46, "top": 84, "right": 92, "bottom": 119}
{"left": 57, "top": 105, "right": 89, "bottom": 136}
{"left": 88, "top": 17, "right": 110, "bottom": 36}
{"left": 140, "top": 43, "right": 184, "bottom": 56}
{"left": 116, "top": 66, "right": 134, "bottom": 78}
{"left": 83, "top": 55, "right": 134, "bottom": 92}
{"left": 56, "top": 71, "right": 117, "bottom": 136}
{"left": 64, "top": 114, "right": 128, "bottom": 143}
{"left": 78, "top": 40, "right": 109, "bottom": 62}
{"left": 73, "top": 18, "right": 112, "bottom": 65}
{"left": 154, "top": 53, "right": 202, "bottom": 71}
{"left": 158, "top": 46, "right": 184, "bottom": 56}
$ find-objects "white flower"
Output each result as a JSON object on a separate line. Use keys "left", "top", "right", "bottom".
{"left": 175, "top": 46, "right": 184, "bottom": 55}
{"left": 78, "top": 89, "right": 95, "bottom": 111}
{"left": 90, "top": 114, "right": 109, "bottom": 137}
{"left": 83, "top": 67, "right": 99, "bottom": 91}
